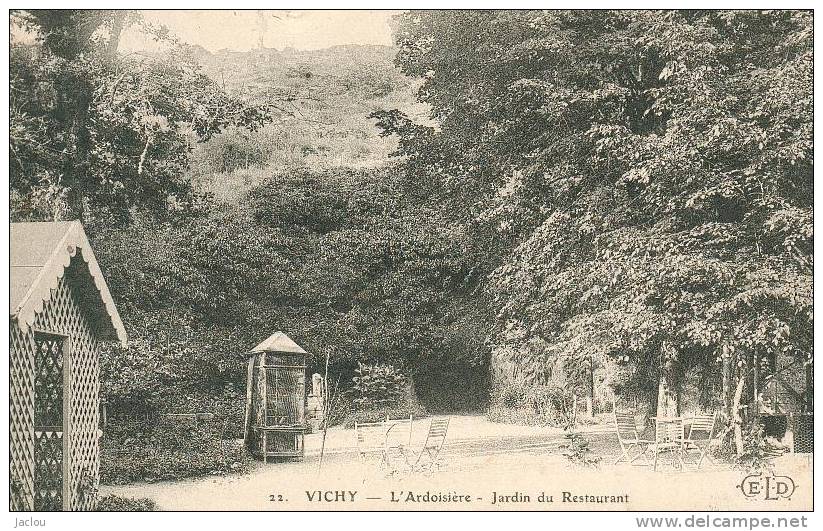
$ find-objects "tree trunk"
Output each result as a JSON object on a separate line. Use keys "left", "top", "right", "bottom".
{"left": 586, "top": 355, "right": 595, "bottom": 418}
{"left": 721, "top": 344, "right": 734, "bottom": 443}
{"left": 585, "top": 396, "right": 594, "bottom": 418}
{"left": 656, "top": 371, "right": 679, "bottom": 417}
{"left": 57, "top": 11, "right": 129, "bottom": 222}
{"left": 733, "top": 371, "right": 747, "bottom": 455}
{"left": 656, "top": 346, "right": 680, "bottom": 418}
{"left": 64, "top": 81, "right": 92, "bottom": 222}
{"left": 105, "top": 12, "right": 127, "bottom": 57}
{"left": 642, "top": 383, "right": 659, "bottom": 437}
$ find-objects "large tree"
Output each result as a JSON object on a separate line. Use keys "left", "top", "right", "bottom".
{"left": 378, "top": 10, "right": 812, "bottom": 427}
{"left": 10, "top": 10, "right": 270, "bottom": 223}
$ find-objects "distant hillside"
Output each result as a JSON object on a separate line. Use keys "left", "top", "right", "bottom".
{"left": 187, "top": 44, "right": 428, "bottom": 202}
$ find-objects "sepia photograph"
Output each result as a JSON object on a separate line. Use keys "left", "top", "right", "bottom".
{"left": 5, "top": 6, "right": 815, "bottom": 518}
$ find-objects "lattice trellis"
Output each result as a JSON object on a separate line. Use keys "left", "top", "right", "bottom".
{"left": 791, "top": 414, "right": 814, "bottom": 454}
{"left": 256, "top": 357, "right": 267, "bottom": 452}
{"left": 10, "top": 257, "right": 102, "bottom": 511}
{"left": 34, "top": 336, "right": 64, "bottom": 429}
{"left": 9, "top": 323, "right": 35, "bottom": 511}
{"left": 33, "top": 431, "right": 63, "bottom": 511}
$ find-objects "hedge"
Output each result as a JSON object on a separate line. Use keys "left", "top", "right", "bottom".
{"left": 100, "top": 417, "right": 249, "bottom": 485}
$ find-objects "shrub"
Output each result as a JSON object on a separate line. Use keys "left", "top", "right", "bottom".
{"left": 348, "top": 362, "right": 408, "bottom": 409}
{"left": 488, "top": 383, "right": 576, "bottom": 428}
{"left": 735, "top": 422, "right": 788, "bottom": 473}
{"left": 559, "top": 431, "right": 602, "bottom": 468}
{"left": 100, "top": 417, "right": 250, "bottom": 485}
{"left": 499, "top": 383, "right": 524, "bottom": 409}
{"left": 196, "top": 129, "right": 269, "bottom": 174}
{"left": 332, "top": 375, "right": 428, "bottom": 429}
{"left": 159, "top": 388, "right": 246, "bottom": 440}
{"left": 96, "top": 495, "right": 158, "bottom": 511}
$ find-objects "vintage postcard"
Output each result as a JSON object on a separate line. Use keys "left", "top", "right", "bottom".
{"left": 6, "top": 7, "right": 814, "bottom": 518}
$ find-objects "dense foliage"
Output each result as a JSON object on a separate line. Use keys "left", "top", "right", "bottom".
{"left": 95, "top": 166, "right": 489, "bottom": 416}
{"left": 99, "top": 418, "right": 248, "bottom": 484}
{"left": 96, "top": 495, "right": 158, "bottom": 511}
{"left": 10, "top": 10, "right": 269, "bottom": 223}
{"left": 348, "top": 362, "right": 409, "bottom": 409}
{"left": 380, "top": 10, "right": 813, "bottom": 416}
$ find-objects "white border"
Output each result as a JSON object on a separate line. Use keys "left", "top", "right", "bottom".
{"left": 2, "top": 3, "right": 819, "bottom": 530}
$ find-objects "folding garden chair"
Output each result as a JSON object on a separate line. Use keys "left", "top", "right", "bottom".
{"left": 613, "top": 411, "right": 652, "bottom": 465}
{"left": 383, "top": 416, "right": 413, "bottom": 473}
{"left": 385, "top": 415, "right": 413, "bottom": 447}
{"left": 650, "top": 417, "right": 686, "bottom": 471}
{"left": 684, "top": 412, "right": 718, "bottom": 469}
{"left": 412, "top": 417, "right": 450, "bottom": 471}
{"left": 354, "top": 420, "right": 388, "bottom": 465}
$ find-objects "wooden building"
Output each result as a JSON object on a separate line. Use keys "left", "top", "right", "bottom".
{"left": 759, "top": 351, "right": 813, "bottom": 453}
{"left": 10, "top": 221, "right": 127, "bottom": 511}
{"left": 243, "top": 332, "right": 308, "bottom": 461}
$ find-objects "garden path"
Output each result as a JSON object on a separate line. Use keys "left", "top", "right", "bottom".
{"left": 100, "top": 415, "right": 812, "bottom": 511}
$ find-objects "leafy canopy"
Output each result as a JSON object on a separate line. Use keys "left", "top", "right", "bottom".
{"left": 379, "top": 10, "right": 812, "bottom": 397}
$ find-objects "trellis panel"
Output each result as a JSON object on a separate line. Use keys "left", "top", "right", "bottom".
{"left": 9, "top": 323, "right": 35, "bottom": 511}
{"left": 10, "top": 263, "right": 101, "bottom": 511}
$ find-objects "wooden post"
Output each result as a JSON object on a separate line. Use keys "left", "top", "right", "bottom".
{"left": 242, "top": 355, "right": 255, "bottom": 447}
{"left": 720, "top": 343, "right": 734, "bottom": 450}
{"left": 318, "top": 351, "right": 330, "bottom": 470}
{"left": 571, "top": 396, "right": 578, "bottom": 429}
{"left": 733, "top": 371, "right": 746, "bottom": 455}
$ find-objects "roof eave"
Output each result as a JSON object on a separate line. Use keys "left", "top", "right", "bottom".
{"left": 11, "top": 221, "right": 128, "bottom": 347}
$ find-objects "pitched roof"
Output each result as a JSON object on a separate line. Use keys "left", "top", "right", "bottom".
{"left": 10, "top": 221, "right": 127, "bottom": 346}
{"left": 249, "top": 331, "right": 307, "bottom": 354}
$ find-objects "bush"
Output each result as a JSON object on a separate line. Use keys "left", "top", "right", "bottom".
{"left": 96, "top": 495, "right": 158, "bottom": 511}
{"left": 500, "top": 384, "right": 524, "bottom": 409}
{"left": 348, "top": 362, "right": 408, "bottom": 409}
{"left": 159, "top": 388, "right": 246, "bottom": 440}
{"left": 735, "top": 422, "right": 788, "bottom": 473}
{"left": 330, "top": 363, "right": 429, "bottom": 428}
{"left": 197, "top": 129, "right": 270, "bottom": 174}
{"left": 488, "top": 383, "right": 575, "bottom": 428}
{"left": 100, "top": 417, "right": 250, "bottom": 485}
{"left": 559, "top": 431, "right": 602, "bottom": 468}
{"left": 328, "top": 385, "right": 427, "bottom": 430}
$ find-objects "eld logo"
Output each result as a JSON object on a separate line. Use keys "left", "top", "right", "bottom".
{"left": 738, "top": 473, "right": 796, "bottom": 500}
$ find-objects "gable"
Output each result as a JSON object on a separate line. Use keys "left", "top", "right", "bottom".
{"left": 10, "top": 221, "right": 127, "bottom": 346}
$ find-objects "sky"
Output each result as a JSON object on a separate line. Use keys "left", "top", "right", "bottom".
{"left": 119, "top": 10, "right": 400, "bottom": 52}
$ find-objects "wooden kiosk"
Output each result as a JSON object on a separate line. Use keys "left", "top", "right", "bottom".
{"left": 243, "top": 332, "right": 308, "bottom": 461}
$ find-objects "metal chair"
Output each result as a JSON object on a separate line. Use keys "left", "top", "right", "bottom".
{"left": 684, "top": 412, "right": 718, "bottom": 469}
{"left": 354, "top": 420, "right": 388, "bottom": 464}
{"left": 355, "top": 415, "right": 413, "bottom": 471}
{"left": 412, "top": 417, "right": 450, "bottom": 471}
{"left": 650, "top": 417, "right": 686, "bottom": 471}
{"left": 613, "top": 411, "right": 652, "bottom": 465}
{"left": 383, "top": 416, "right": 413, "bottom": 473}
